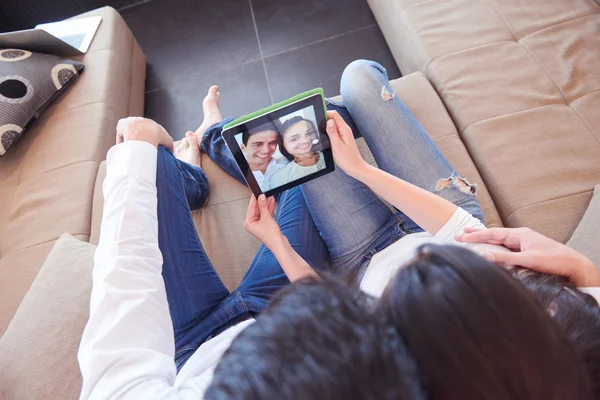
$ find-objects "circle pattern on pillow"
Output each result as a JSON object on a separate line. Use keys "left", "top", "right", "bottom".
{"left": 0, "top": 75, "right": 34, "bottom": 104}
{"left": 0, "top": 124, "right": 23, "bottom": 156}
{"left": 0, "top": 49, "right": 32, "bottom": 62}
{"left": 51, "top": 64, "right": 77, "bottom": 90}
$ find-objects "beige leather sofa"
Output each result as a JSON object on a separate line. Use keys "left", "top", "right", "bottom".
{"left": 1, "top": 0, "right": 599, "bottom": 397}
{"left": 368, "top": 0, "right": 600, "bottom": 243}
{"left": 0, "top": 6, "right": 146, "bottom": 335}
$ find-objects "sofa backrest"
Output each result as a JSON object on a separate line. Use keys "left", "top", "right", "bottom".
{"left": 369, "top": 0, "right": 600, "bottom": 242}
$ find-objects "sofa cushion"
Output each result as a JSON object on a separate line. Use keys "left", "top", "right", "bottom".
{"left": 368, "top": 0, "right": 600, "bottom": 242}
{"left": 567, "top": 184, "right": 600, "bottom": 268}
{"left": 0, "top": 49, "right": 84, "bottom": 155}
{"left": 0, "top": 234, "right": 95, "bottom": 400}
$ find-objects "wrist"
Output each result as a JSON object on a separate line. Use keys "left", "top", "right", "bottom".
{"left": 126, "top": 135, "right": 159, "bottom": 148}
{"left": 265, "top": 232, "right": 288, "bottom": 252}
{"left": 349, "top": 162, "right": 373, "bottom": 181}
{"left": 569, "top": 255, "right": 600, "bottom": 287}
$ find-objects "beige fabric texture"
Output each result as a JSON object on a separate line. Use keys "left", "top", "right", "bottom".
{"left": 0, "top": 6, "right": 146, "bottom": 335}
{"left": 567, "top": 185, "right": 600, "bottom": 268}
{"left": 0, "top": 234, "right": 95, "bottom": 400}
{"left": 368, "top": 0, "right": 600, "bottom": 242}
{"left": 90, "top": 73, "right": 501, "bottom": 291}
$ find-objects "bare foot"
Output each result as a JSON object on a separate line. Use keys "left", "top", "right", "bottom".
{"left": 194, "top": 85, "right": 223, "bottom": 139}
{"left": 174, "top": 131, "right": 201, "bottom": 167}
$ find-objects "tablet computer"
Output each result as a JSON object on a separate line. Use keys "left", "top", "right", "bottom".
{"left": 222, "top": 88, "right": 334, "bottom": 198}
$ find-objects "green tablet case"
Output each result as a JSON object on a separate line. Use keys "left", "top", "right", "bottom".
{"left": 222, "top": 88, "right": 327, "bottom": 131}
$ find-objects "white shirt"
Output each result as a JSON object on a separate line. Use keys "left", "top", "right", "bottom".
{"left": 252, "top": 157, "right": 287, "bottom": 191}
{"left": 79, "top": 141, "right": 599, "bottom": 399}
{"left": 267, "top": 152, "right": 326, "bottom": 190}
{"left": 78, "top": 141, "right": 255, "bottom": 400}
{"left": 360, "top": 208, "right": 511, "bottom": 297}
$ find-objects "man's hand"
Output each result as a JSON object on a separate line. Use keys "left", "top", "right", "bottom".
{"left": 244, "top": 194, "right": 282, "bottom": 249}
{"left": 455, "top": 227, "right": 600, "bottom": 286}
{"left": 116, "top": 117, "right": 174, "bottom": 152}
{"left": 325, "top": 111, "right": 368, "bottom": 178}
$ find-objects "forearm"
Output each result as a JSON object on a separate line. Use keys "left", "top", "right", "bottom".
{"left": 268, "top": 235, "right": 319, "bottom": 283}
{"left": 354, "top": 164, "right": 457, "bottom": 235}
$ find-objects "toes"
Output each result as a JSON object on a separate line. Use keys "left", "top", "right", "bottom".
{"left": 208, "top": 85, "right": 219, "bottom": 96}
{"left": 185, "top": 131, "right": 198, "bottom": 145}
{"left": 180, "top": 138, "right": 189, "bottom": 150}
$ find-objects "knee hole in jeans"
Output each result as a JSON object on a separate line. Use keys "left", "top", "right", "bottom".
{"left": 435, "top": 173, "right": 478, "bottom": 196}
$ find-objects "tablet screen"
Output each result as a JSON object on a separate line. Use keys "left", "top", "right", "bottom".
{"left": 222, "top": 92, "right": 334, "bottom": 197}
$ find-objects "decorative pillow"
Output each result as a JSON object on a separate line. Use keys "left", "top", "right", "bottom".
{"left": 567, "top": 184, "right": 600, "bottom": 269}
{"left": 0, "top": 234, "right": 95, "bottom": 400}
{"left": 0, "top": 48, "right": 84, "bottom": 156}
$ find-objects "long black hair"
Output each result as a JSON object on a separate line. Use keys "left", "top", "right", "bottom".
{"left": 277, "top": 116, "right": 318, "bottom": 161}
{"left": 513, "top": 268, "right": 600, "bottom": 399}
{"left": 379, "top": 244, "right": 592, "bottom": 400}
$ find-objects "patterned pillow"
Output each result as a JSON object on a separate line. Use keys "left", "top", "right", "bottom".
{"left": 0, "top": 48, "right": 84, "bottom": 156}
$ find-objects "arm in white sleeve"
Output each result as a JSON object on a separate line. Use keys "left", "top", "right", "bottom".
{"left": 78, "top": 141, "right": 193, "bottom": 400}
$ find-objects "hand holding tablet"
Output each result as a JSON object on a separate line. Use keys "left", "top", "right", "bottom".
{"left": 221, "top": 89, "right": 335, "bottom": 197}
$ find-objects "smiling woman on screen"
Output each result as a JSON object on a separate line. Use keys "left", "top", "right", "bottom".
{"left": 267, "top": 116, "right": 326, "bottom": 189}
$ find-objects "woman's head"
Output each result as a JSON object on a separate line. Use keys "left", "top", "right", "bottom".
{"left": 379, "top": 244, "right": 591, "bottom": 400}
{"left": 513, "top": 268, "right": 600, "bottom": 399}
{"left": 278, "top": 116, "right": 318, "bottom": 161}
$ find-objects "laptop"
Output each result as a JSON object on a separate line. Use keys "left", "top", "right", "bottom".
{"left": 0, "top": 16, "right": 102, "bottom": 57}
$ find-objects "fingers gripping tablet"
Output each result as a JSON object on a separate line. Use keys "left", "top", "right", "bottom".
{"left": 221, "top": 89, "right": 334, "bottom": 197}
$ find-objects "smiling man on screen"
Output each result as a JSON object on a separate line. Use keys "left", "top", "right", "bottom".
{"left": 240, "top": 121, "right": 288, "bottom": 190}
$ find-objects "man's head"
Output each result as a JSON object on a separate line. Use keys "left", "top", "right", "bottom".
{"left": 241, "top": 121, "right": 279, "bottom": 169}
{"left": 206, "top": 277, "right": 425, "bottom": 400}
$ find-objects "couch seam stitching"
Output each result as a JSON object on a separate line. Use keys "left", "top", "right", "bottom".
{"left": 458, "top": 103, "right": 565, "bottom": 135}
{"left": 517, "top": 13, "right": 600, "bottom": 43}
{"left": 481, "top": 0, "right": 518, "bottom": 41}
{"left": 1, "top": 234, "right": 91, "bottom": 259}
{"left": 505, "top": 189, "right": 594, "bottom": 222}
{"left": 17, "top": 160, "right": 100, "bottom": 183}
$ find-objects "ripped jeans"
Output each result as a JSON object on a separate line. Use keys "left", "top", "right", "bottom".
{"left": 301, "top": 59, "right": 484, "bottom": 278}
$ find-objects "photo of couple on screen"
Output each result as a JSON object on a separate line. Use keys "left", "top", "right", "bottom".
{"left": 234, "top": 104, "right": 327, "bottom": 192}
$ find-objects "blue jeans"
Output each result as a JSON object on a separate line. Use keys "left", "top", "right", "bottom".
{"left": 156, "top": 148, "right": 330, "bottom": 370}
{"left": 301, "top": 60, "right": 484, "bottom": 278}
{"left": 200, "top": 60, "right": 483, "bottom": 280}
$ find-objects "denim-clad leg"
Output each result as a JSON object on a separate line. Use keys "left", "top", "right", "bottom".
{"left": 199, "top": 118, "right": 331, "bottom": 310}
{"left": 161, "top": 122, "right": 332, "bottom": 369}
{"left": 157, "top": 147, "right": 253, "bottom": 370}
{"left": 237, "top": 186, "right": 330, "bottom": 312}
{"left": 301, "top": 60, "right": 483, "bottom": 274}
{"left": 340, "top": 60, "right": 483, "bottom": 220}
{"left": 156, "top": 147, "right": 229, "bottom": 336}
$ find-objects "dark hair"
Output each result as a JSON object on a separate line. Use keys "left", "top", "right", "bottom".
{"left": 206, "top": 277, "right": 426, "bottom": 400}
{"left": 277, "top": 116, "right": 318, "bottom": 161}
{"left": 513, "top": 268, "right": 600, "bottom": 399}
{"left": 241, "top": 120, "right": 279, "bottom": 145}
{"left": 379, "top": 245, "right": 591, "bottom": 400}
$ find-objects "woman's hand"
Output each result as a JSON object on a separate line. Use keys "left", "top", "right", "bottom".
{"left": 326, "top": 111, "right": 369, "bottom": 178}
{"left": 244, "top": 194, "right": 282, "bottom": 249}
{"left": 455, "top": 227, "right": 600, "bottom": 286}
